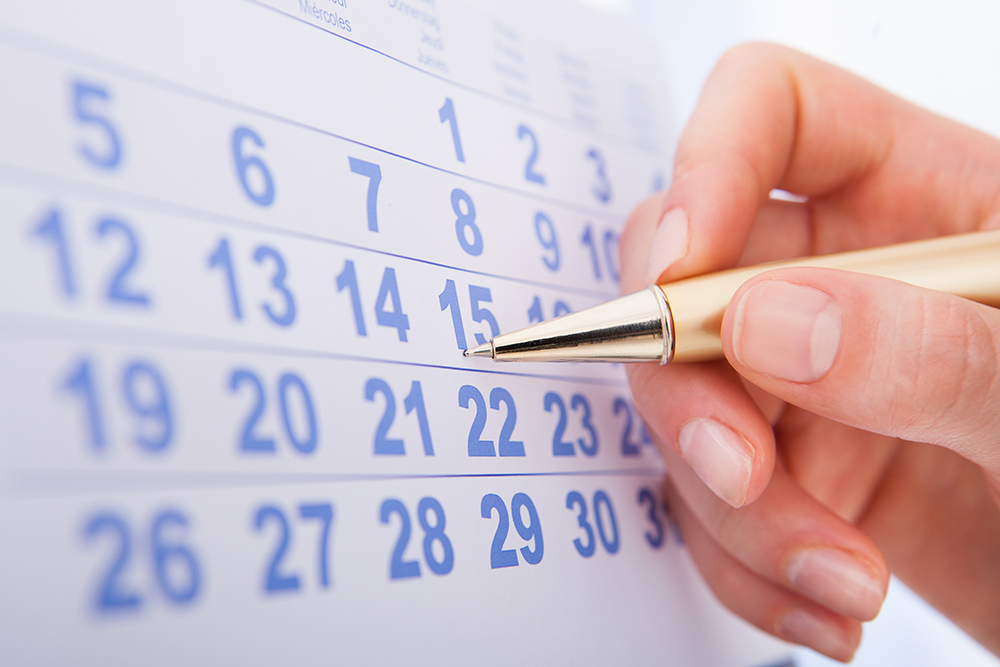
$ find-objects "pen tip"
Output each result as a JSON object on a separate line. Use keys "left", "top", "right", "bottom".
{"left": 464, "top": 342, "right": 493, "bottom": 359}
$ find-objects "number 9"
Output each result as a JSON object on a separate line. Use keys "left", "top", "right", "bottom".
{"left": 534, "top": 212, "right": 559, "bottom": 271}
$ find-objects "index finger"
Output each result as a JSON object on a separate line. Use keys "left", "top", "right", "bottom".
{"left": 646, "top": 42, "right": 1000, "bottom": 285}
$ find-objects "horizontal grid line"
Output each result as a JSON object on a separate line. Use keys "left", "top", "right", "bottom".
{"left": 5, "top": 467, "right": 668, "bottom": 497}
{"left": 0, "top": 162, "right": 620, "bottom": 301}
{"left": 0, "top": 311, "right": 633, "bottom": 387}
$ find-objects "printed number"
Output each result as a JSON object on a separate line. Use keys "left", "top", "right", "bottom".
{"left": 534, "top": 212, "right": 560, "bottom": 271}
{"left": 336, "top": 261, "right": 410, "bottom": 341}
{"left": 232, "top": 126, "right": 275, "bottom": 206}
{"left": 63, "top": 358, "right": 173, "bottom": 454}
{"left": 439, "top": 279, "right": 499, "bottom": 349}
{"left": 544, "top": 392, "right": 598, "bottom": 456}
{"left": 348, "top": 157, "right": 382, "bottom": 232}
{"left": 72, "top": 80, "right": 122, "bottom": 169}
{"left": 230, "top": 369, "right": 318, "bottom": 454}
{"left": 517, "top": 125, "right": 546, "bottom": 184}
{"left": 637, "top": 487, "right": 663, "bottom": 549}
{"left": 365, "top": 378, "right": 434, "bottom": 456}
{"left": 480, "top": 493, "right": 543, "bottom": 568}
{"left": 458, "top": 385, "right": 524, "bottom": 457}
{"left": 527, "top": 296, "right": 570, "bottom": 323}
{"left": 451, "top": 188, "right": 482, "bottom": 256}
{"left": 587, "top": 147, "right": 612, "bottom": 203}
{"left": 207, "top": 238, "right": 296, "bottom": 326}
{"left": 254, "top": 503, "right": 334, "bottom": 593}
{"left": 438, "top": 97, "right": 465, "bottom": 162}
{"left": 83, "top": 509, "right": 201, "bottom": 612}
{"left": 31, "top": 208, "right": 151, "bottom": 306}
{"left": 613, "top": 397, "right": 643, "bottom": 456}
{"left": 581, "top": 224, "right": 620, "bottom": 283}
{"left": 380, "top": 497, "right": 454, "bottom": 580}
{"left": 566, "top": 490, "right": 620, "bottom": 557}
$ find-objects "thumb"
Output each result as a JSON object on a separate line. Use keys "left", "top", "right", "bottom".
{"left": 722, "top": 268, "right": 1000, "bottom": 476}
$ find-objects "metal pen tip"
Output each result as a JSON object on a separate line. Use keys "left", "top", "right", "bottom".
{"left": 464, "top": 342, "right": 494, "bottom": 359}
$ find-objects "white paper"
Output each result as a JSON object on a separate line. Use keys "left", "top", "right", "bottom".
{"left": 0, "top": 1, "right": 790, "bottom": 664}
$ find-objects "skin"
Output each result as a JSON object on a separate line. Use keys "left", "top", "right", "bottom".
{"left": 621, "top": 43, "right": 1000, "bottom": 661}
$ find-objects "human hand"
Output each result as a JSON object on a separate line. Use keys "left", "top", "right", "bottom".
{"left": 621, "top": 43, "right": 1000, "bottom": 661}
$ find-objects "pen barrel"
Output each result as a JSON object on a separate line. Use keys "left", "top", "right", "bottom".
{"left": 660, "top": 228, "right": 1000, "bottom": 363}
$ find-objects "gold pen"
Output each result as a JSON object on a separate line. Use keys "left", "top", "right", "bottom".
{"left": 464, "top": 228, "right": 1000, "bottom": 365}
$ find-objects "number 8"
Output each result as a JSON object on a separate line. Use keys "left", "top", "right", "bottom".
{"left": 451, "top": 188, "right": 482, "bottom": 256}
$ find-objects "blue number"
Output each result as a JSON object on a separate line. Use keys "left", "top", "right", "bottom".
{"left": 603, "top": 229, "right": 620, "bottom": 283}
{"left": 517, "top": 125, "right": 545, "bottom": 184}
{"left": 544, "top": 392, "right": 574, "bottom": 456}
{"left": 64, "top": 358, "right": 106, "bottom": 452}
{"left": 438, "top": 97, "right": 465, "bottom": 163}
{"left": 278, "top": 373, "right": 317, "bottom": 454}
{"left": 96, "top": 218, "right": 150, "bottom": 307}
{"left": 207, "top": 238, "right": 243, "bottom": 320}
{"left": 32, "top": 207, "right": 77, "bottom": 298}
{"left": 336, "top": 259, "right": 367, "bottom": 336}
{"left": 534, "top": 212, "right": 559, "bottom": 271}
{"left": 480, "top": 494, "right": 518, "bottom": 569}
{"left": 365, "top": 378, "right": 405, "bottom": 455}
{"left": 253, "top": 246, "right": 296, "bottom": 327}
{"left": 348, "top": 157, "right": 382, "bottom": 232}
{"left": 403, "top": 381, "right": 435, "bottom": 456}
{"left": 380, "top": 499, "right": 421, "bottom": 579}
{"left": 459, "top": 385, "right": 494, "bottom": 457}
{"left": 490, "top": 387, "right": 524, "bottom": 457}
{"left": 254, "top": 506, "right": 301, "bottom": 593}
{"left": 230, "top": 370, "right": 276, "bottom": 453}
{"left": 511, "top": 493, "right": 543, "bottom": 565}
{"left": 299, "top": 503, "right": 334, "bottom": 588}
{"left": 439, "top": 279, "right": 467, "bottom": 350}
{"left": 468, "top": 285, "right": 499, "bottom": 345}
{"left": 614, "top": 398, "right": 642, "bottom": 456}
{"left": 638, "top": 487, "right": 664, "bottom": 549}
{"left": 451, "top": 189, "right": 482, "bottom": 256}
{"left": 72, "top": 81, "right": 121, "bottom": 169}
{"left": 587, "top": 147, "right": 612, "bottom": 203}
{"left": 528, "top": 297, "right": 571, "bottom": 323}
{"left": 527, "top": 296, "right": 543, "bottom": 324}
{"left": 151, "top": 510, "right": 202, "bottom": 603}
{"left": 374, "top": 267, "right": 410, "bottom": 341}
{"left": 83, "top": 513, "right": 141, "bottom": 611}
{"left": 581, "top": 224, "right": 601, "bottom": 280}
{"left": 593, "top": 490, "right": 620, "bottom": 554}
{"left": 571, "top": 394, "right": 598, "bottom": 456}
{"left": 232, "top": 126, "right": 275, "bottom": 206}
{"left": 566, "top": 491, "right": 596, "bottom": 558}
{"left": 417, "top": 497, "right": 454, "bottom": 575}
{"left": 122, "top": 361, "right": 172, "bottom": 453}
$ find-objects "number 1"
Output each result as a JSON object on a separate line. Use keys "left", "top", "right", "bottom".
{"left": 438, "top": 97, "right": 465, "bottom": 163}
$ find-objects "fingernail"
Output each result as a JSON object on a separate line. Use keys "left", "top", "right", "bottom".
{"left": 646, "top": 208, "right": 689, "bottom": 284}
{"left": 677, "top": 418, "right": 754, "bottom": 508}
{"left": 732, "top": 280, "right": 842, "bottom": 383}
{"left": 780, "top": 609, "right": 856, "bottom": 662}
{"left": 786, "top": 548, "right": 886, "bottom": 621}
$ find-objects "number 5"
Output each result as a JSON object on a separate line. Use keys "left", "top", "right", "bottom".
{"left": 72, "top": 81, "right": 122, "bottom": 170}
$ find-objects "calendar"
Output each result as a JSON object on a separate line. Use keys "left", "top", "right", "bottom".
{"left": 0, "top": 1, "right": 791, "bottom": 664}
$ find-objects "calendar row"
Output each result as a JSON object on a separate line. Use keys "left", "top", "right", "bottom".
{"left": 0, "top": 339, "right": 659, "bottom": 476}
{"left": 0, "top": 475, "right": 680, "bottom": 617}
{"left": 0, "top": 37, "right": 664, "bottom": 276}
{"left": 0, "top": 186, "right": 630, "bottom": 377}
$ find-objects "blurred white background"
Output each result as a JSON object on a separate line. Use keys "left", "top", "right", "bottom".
{"left": 579, "top": 0, "right": 1000, "bottom": 665}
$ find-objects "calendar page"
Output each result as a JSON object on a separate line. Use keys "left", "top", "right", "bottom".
{"left": 0, "top": 1, "right": 791, "bottom": 664}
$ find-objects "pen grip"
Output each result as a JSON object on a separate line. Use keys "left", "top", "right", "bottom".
{"left": 659, "top": 228, "right": 1000, "bottom": 363}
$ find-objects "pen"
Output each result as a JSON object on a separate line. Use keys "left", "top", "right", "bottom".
{"left": 464, "top": 228, "right": 1000, "bottom": 365}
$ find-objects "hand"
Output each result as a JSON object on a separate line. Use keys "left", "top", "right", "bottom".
{"left": 621, "top": 43, "right": 1000, "bottom": 662}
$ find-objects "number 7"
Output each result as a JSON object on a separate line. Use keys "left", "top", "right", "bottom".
{"left": 348, "top": 157, "right": 382, "bottom": 232}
